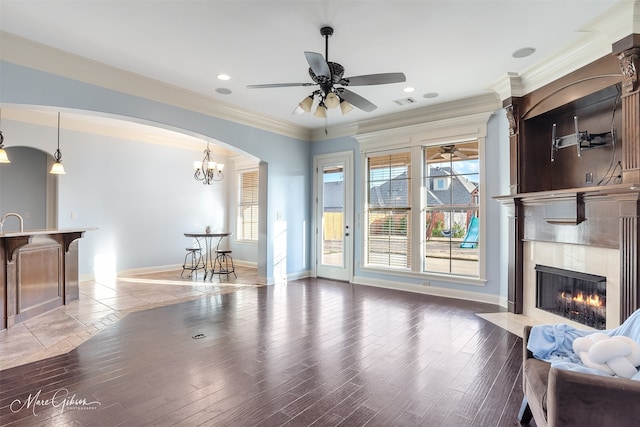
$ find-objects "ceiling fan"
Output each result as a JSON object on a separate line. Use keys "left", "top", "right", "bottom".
{"left": 428, "top": 145, "right": 478, "bottom": 160}
{"left": 246, "top": 26, "right": 406, "bottom": 118}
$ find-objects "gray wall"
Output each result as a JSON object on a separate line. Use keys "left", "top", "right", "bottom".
{"left": 0, "top": 146, "right": 47, "bottom": 231}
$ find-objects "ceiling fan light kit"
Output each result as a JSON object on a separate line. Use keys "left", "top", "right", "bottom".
{"left": 314, "top": 103, "right": 327, "bottom": 118}
{"left": 324, "top": 92, "right": 340, "bottom": 109}
{"left": 340, "top": 99, "right": 353, "bottom": 115}
{"left": 298, "top": 95, "right": 314, "bottom": 112}
{"left": 247, "top": 26, "right": 406, "bottom": 119}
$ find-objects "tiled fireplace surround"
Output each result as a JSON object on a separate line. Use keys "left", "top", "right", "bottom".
{"left": 524, "top": 240, "right": 620, "bottom": 329}
{"left": 501, "top": 188, "right": 640, "bottom": 330}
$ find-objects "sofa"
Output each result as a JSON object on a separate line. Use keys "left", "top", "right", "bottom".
{"left": 519, "top": 325, "right": 640, "bottom": 427}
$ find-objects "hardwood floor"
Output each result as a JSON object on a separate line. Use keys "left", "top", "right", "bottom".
{"left": 0, "top": 276, "right": 526, "bottom": 426}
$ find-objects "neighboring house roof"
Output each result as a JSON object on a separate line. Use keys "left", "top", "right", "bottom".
{"left": 370, "top": 171, "right": 409, "bottom": 208}
{"left": 369, "top": 166, "right": 477, "bottom": 208}
{"left": 427, "top": 166, "right": 477, "bottom": 206}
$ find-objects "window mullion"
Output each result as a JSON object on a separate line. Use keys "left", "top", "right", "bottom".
{"left": 411, "top": 145, "right": 422, "bottom": 273}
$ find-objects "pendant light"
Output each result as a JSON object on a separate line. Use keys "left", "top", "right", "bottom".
{"left": 49, "top": 112, "right": 66, "bottom": 175}
{"left": 0, "top": 108, "right": 10, "bottom": 163}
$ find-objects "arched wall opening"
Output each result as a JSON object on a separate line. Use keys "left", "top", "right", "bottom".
{"left": 0, "top": 146, "right": 59, "bottom": 231}
{"left": 0, "top": 106, "right": 264, "bottom": 280}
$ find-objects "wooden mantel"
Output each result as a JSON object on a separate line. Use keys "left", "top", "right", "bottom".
{"left": 496, "top": 184, "right": 640, "bottom": 323}
{"left": 0, "top": 228, "right": 93, "bottom": 330}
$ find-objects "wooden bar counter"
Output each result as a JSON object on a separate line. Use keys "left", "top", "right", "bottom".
{"left": 0, "top": 228, "right": 92, "bottom": 330}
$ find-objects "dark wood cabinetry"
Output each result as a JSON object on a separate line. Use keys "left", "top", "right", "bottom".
{"left": 500, "top": 34, "right": 640, "bottom": 321}
{"left": 522, "top": 83, "right": 622, "bottom": 192}
{"left": 0, "top": 229, "right": 88, "bottom": 330}
{"left": 511, "top": 55, "right": 623, "bottom": 194}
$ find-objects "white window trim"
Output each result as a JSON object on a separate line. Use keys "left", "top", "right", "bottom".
{"left": 363, "top": 148, "right": 413, "bottom": 271}
{"left": 356, "top": 111, "right": 493, "bottom": 283}
{"left": 236, "top": 167, "right": 260, "bottom": 243}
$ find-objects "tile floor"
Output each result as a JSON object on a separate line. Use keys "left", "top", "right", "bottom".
{"left": 0, "top": 266, "right": 259, "bottom": 371}
{"left": 476, "top": 311, "right": 542, "bottom": 338}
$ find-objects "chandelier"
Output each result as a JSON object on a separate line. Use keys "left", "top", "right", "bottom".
{"left": 193, "top": 142, "right": 224, "bottom": 184}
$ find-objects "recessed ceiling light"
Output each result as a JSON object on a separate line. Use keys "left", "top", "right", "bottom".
{"left": 216, "top": 88, "right": 232, "bottom": 95}
{"left": 423, "top": 92, "right": 439, "bottom": 99}
{"left": 403, "top": 87, "right": 415, "bottom": 93}
{"left": 512, "top": 47, "right": 536, "bottom": 58}
{"left": 217, "top": 74, "right": 231, "bottom": 81}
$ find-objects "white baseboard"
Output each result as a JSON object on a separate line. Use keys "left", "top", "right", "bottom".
{"left": 352, "top": 275, "right": 502, "bottom": 306}
{"left": 260, "top": 269, "right": 313, "bottom": 286}
{"left": 118, "top": 264, "right": 182, "bottom": 277}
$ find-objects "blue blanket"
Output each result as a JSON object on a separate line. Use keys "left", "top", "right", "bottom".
{"left": 527, "top": 309, "right": 640, "bottom": 378}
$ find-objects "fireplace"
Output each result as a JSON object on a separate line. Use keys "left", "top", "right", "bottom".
{"left": 535, "top": 264, "right": 606, "bottom": 330}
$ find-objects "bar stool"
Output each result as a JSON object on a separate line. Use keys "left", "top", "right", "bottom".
{"left": 181, "top": 247, "right": 203, "bottom": 278}
{"left": 212, "top": 250, "right": 236, "bottom": 281}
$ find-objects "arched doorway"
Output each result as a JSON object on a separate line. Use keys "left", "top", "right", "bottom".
{"left": 0, "top": 146, "right": 58, "bottom": 231}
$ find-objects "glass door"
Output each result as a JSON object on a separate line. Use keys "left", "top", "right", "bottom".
{"left": 315, "top": 152, "right": 353, "bottom": 281}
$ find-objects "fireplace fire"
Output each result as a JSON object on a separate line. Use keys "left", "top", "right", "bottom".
{"left": 535, "top": 265, "right": 606, "bottom": 329}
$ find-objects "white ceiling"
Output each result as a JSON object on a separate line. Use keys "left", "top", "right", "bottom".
{"left": 0, "top": 0, "right": 624, "bottom": 132}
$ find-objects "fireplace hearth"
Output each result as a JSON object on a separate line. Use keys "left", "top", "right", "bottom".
{"left": 535, "top": 265, "right": 607, "bottom": 330}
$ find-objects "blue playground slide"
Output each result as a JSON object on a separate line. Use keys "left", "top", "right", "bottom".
{"left": 460, "top": 216, "right": 479, "bottom": 248}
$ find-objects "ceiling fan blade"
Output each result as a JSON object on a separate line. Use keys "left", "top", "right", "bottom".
{"left": 455, "top": 151, "right": 469, "bottom": 159}
{"left": 304, "top": 51, "right": 330, "bottom": 78}
{"left": 339, "top": 88, "right": 377, "bottom": 112}
{"left": 344, "top": 72, "right": 406, "bottom": 86}
{"left": 246, "top": 82, "right": 315, "bottom": 89}
{"left": 428, "top": 151, "right": 443, "bottom": 160}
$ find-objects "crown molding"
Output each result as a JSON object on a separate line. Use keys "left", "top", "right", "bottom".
{"left": 0, "top": 32, "right": 311, "bottom": 142}
{"left": 490, "top": 1, "right": 638, "bottom": 102}
{"left": 355, "top": 110, "right": 494, "bottom": 153}
{"left": 490, "top": 73, "right": 525, "bottom": 101}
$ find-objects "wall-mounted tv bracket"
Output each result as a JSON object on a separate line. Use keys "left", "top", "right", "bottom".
{"left": 551, "top": 116, "right": 615, "bottom": 161}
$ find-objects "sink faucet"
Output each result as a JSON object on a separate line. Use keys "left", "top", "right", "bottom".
{"left": 0, "top": 212, "right": 24, "bottom": 233}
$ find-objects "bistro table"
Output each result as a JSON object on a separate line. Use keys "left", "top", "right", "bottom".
{"left": 184, "top": 232, "right": 230, "bottom": 281}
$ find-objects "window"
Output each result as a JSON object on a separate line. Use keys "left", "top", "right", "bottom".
{"left": 356, "top": 111, "right": 489, "bottom": 282}
{"left": 365, "top": 151, "right": 412, "bottom": 269}
{"left": 424, "top": 141, "right": 479, "bottom": 276}
{"left": 431, "top": 177, "right": 450, "bottom": 191}
{"left": 237, "top": 169, "right": 259, "bottom": 241}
